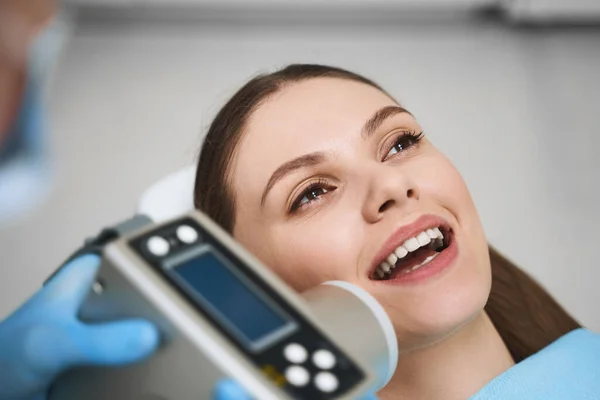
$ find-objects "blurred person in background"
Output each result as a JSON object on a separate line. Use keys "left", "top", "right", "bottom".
{"left": 0, "top": 0, "right": 60, "bottom": 224}
{"left": 0, "top": 2, "right": 164, "bottom": 400}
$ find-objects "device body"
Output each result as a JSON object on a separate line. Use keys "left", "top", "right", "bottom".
{"left": 49, "top": 211, "right": 395, "bottom": 400}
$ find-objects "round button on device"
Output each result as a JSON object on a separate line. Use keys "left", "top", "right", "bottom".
{"left": 314, "top": 372, "right": 339, "bottom": 393}
{"left": 284, "top": 343, "right": 308, "bottom": 364}
{"left": 147, "top": 236, "right": 170, "bottom": 256}
{"left": 285, "top": 366, "right": 310, "bottom": 387}
{"left": 91, "top": 280, "right": 104, "bottom": 295}
{"left": 176, "top": 225, "right": 198, "bottom": 244}
{"left": 312, "top": 349, "right": 336, "bottom": 370}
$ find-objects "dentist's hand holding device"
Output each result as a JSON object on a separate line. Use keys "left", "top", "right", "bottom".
{"left": 44, "top": 208, "right": 396, "bottom": 400}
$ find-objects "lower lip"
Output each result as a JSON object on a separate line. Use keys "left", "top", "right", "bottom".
{"left": 375, "top": 235, "right": 459, "bottom": 285}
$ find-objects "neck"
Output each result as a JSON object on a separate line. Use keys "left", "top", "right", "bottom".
{"left": 379, "top": 311, "right": 515, "bottom": 400}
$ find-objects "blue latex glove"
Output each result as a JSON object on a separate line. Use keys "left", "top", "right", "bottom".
{"left": 213, "top": 379, "right": 379, "bottom": 400}
{"left": 470, "top": 328, "right": 600, "bottom": 399}
{"left": 0, "top": 253, "right": 376, "bottom": 400}
{"left": 0, "top": 255, "right": 160, "bottom": 400}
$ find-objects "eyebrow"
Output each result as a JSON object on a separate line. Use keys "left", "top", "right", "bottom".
{"left": 260, "top": 105, "right": 411, "bottom": 207}
{"left": 361, "top": 105, "right": 411, "bottom": 139}
{"left": 260, "top": 152, "right": 326, "bottom": 207}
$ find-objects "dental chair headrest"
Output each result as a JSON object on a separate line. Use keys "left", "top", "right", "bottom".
{"left": 137, "top": 165, "right": 196, "bottom": 223}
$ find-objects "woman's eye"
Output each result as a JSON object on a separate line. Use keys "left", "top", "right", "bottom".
{"left": 290, "top": 181, "right": 333, "bottom": 213}
{"left": 383, "top": 130, "right": 424, "bottom": 161}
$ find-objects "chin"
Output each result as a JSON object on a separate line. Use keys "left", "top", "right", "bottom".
{"left": 387, "top": 271, "right": 491, "bottom": 351}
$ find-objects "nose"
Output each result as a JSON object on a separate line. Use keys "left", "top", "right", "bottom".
{"left": 361, "top": 163, "right": 420, "bottom": 223}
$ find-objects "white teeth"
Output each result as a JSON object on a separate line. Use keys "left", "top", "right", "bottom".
{"left": 381, "top": 261, "right": 391, "bottom": 272}
{"left": 410, "top": 253, "right": 439, "bottom": 271}
{"left": 394, "top": 245, "right": 408, "bottom": 259}
{"left": 375, "top": 225, "right": 448, "bottom": 280}
{"left": 386, "top": 253, "right": 398, "bottom": 266}
{"left": 404, "top": 237, "right": 420, "bottom": 252}
{"left": 416, "top": 232, "right": 431, "bottom": 246}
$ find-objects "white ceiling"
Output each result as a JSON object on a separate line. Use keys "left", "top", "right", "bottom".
{"left": 62, "top": 0, "right": 600, "bottom": 22}
{"left": 65, "top": 0, "right": 493, "bottom": 7}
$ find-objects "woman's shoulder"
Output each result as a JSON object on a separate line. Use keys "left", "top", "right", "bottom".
{"left": 470, "top": 328, "right": 600, "bottom": 400}
{"left": 545, "top": 327, "right": 600, "bottom": 356}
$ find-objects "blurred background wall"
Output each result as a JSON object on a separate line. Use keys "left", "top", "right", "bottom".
{"left": 1, "top": 0, "right": 599, "bottom": 331}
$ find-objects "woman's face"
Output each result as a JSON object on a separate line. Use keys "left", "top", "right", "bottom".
{"left": 230, "top": 78, "right": 491, "bottom": 351}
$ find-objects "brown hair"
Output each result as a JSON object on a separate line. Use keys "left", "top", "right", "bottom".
{"left": 194, "top": 64, "right": 580, "bottom": 363}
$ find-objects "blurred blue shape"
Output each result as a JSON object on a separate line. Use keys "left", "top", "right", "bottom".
{"left": 213, "top": 379, "right": 253, "bottom": 400}
{"left": 0, "top": 13, "right": 71, "bottom": 225}
{"left": 213, "top": 378, "right": 379, "bottom": 400}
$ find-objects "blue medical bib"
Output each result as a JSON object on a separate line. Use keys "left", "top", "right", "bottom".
{"left": 471, "top": 328, "right": 600, "bottom": 399}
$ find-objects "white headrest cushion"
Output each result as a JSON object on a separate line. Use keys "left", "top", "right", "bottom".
{"left": 137, "top": 165, "right": 197, "bottom": 223}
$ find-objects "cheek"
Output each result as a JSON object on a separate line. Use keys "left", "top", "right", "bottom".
{"left": 233, "top": 198, "right": 363, "bottom": 292}
{"left": 265, "top": 211, "right": 365, "bottom": 292}
{"left": 415, "top": 153, "right": 486, "bottom": 243}
{"left": 416, "top": 153, "right": 490, "bottom": 272}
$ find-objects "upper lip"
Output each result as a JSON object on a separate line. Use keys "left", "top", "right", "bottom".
{"left": 368, "top": 214, "right": 452, "bottom": 279}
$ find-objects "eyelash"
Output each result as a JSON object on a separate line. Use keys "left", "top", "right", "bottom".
{"left": 289, "top": 178, "right": 334, "bottom": 213}
{"left": 383, "top": 130, "right": 425, "bottom": 161}
{"left": 288, "top": 130, "right": 425, "bottom": 214}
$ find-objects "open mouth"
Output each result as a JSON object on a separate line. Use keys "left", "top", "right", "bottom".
{"left": 371, "top": 226, "right": 453, "bottom": 281}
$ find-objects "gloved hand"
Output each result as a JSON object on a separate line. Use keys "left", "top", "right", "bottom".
{"left": 212, "top": 379, "right": 379, "bottom": 400}
{"left": 0, "top": 254, "right": 378, "bottom": 400}
{"left": 0, "top": 254, "right": 160, "bottom": 400}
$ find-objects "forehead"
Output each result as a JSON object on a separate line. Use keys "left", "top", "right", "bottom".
{"left": 232, "top": 78, "right": 397, "bottom": 189}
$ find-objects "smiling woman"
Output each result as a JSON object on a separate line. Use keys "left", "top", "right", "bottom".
{"left": 193, "top": 64, "right": 580, "bottom": 399}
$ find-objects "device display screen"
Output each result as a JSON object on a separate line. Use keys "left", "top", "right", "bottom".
{"left": 167, "top": 247, "right": 296, "bottom": 351}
